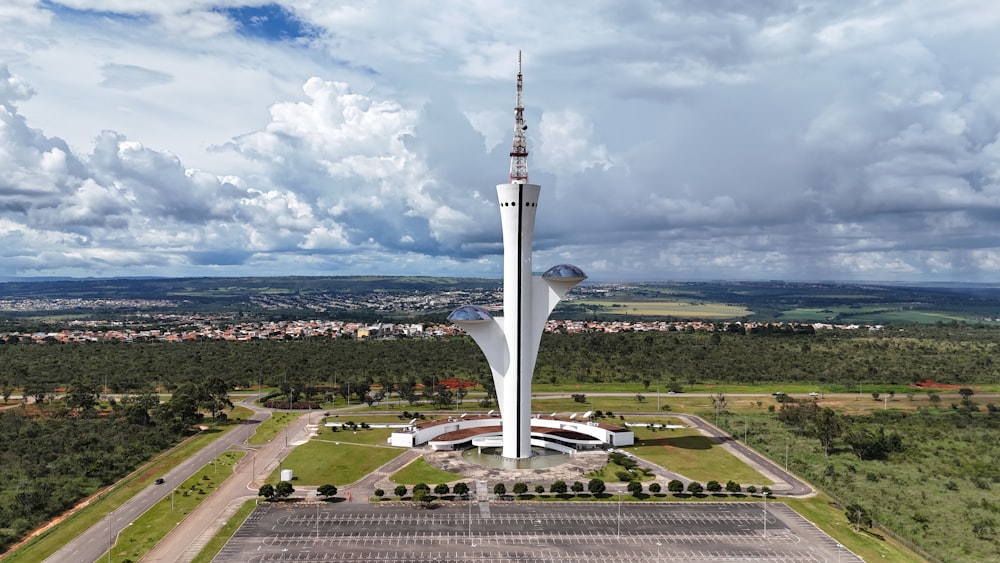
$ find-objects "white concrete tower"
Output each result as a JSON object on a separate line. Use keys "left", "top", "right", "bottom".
{"left": 449, "top": 52, "right": 587, "bottom": 459}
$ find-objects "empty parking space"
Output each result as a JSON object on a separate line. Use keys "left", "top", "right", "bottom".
{"left": 215, "top": 502, "right": 860, "bottom": 562}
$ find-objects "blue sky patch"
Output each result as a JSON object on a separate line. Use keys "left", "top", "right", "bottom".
{"left": 42, "top": 1, "right": 152, "bottom": 25}
{"left": 216, "top": 4, "right": 320, "bottom": 43}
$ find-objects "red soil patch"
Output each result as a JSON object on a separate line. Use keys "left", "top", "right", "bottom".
{"left": 911, "top": 379, "right": 962, "bottom": 390}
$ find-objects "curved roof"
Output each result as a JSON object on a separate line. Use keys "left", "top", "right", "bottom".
{"left": 542, "top": 264, "right": 587, "bottom": 281}
{"left": 447, "top": 304, "right": 493, "bottom": 323}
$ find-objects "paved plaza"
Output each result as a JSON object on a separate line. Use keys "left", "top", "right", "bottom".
{"left": 214, "top": 501, "right": 860, "bottom": 562}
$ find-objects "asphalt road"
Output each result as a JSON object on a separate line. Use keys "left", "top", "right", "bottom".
{"left": 42, "top": 398, "right": 273, "bottom": 563}
{"left": 141, "top": 409, "right": 319, "bottom": 562}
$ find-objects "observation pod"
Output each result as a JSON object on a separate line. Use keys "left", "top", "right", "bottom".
{"left": 542, "top": 264, "right": 587, "bottom": 283}
{"left": 447, "top": 305, "right": 493, "bottom": 323}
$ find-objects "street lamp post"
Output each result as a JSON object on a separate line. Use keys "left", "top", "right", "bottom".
{"left": 617, "top": 489, "right": 623, "bottom": 538}
{"left": 785, "top": 438, "right": 789, "bottom": 471}
{"left": 468, "top": 495, "right": 475, "bottom": 547}
{"left": 762, "top": 491, "right": 767, "bottom": 537}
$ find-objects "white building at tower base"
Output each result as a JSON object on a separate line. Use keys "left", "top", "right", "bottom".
{"left": 388, "top": 412, "right": 634, "bottom": 452}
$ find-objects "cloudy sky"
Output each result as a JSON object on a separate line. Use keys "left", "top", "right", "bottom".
{"left": 2, "top": 1, "right": 1000, "bottom": 282}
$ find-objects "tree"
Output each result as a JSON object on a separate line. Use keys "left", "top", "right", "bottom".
{"left": 627, "top": 480, "right": 643, "bottom": 496}
{"left": 534, "top": 484, "right": 545, "bottom": 494}
{"left": 571, "top": 481, "right": 584, "bottom": 494}
{"left": 871, "top": 391, "right": 880, "bottom": 401}
{"left": 453, "top": 482, "right": 470, "bottom": 498}
{"left": 317, "top": 484, "right": 338, "bottom": 499}
{"left": 512, "top": 482, "right": 528, "bottom": 497}
{"left": 258, "top": 483, "right": 275, "bottom": 500}
{"left": 65, "top": 378, "right": 100, "bottom": 413}
{"left": 648, "top": 482, "right": 661, "bottom": 494}
{"left": 635, "top": 393, "right": 645, "bottom": 403}
{"left": 747, "top": 485, "right": 757, "bottom": 495}
{"left": 725, "top": 480, "right": 741, "bottom": 494}
{"left": 813, "top": 407, "right": 842, "bottom": 458}
{"left": 275, "top": 481, "right": 295, "bottom": 499}
{"left": 845, "top": 503, "right": 873, "bottom": 531}
{"left": 686, "top": 481, "right": 703, "bottom": 495}
{"left": 374, "top": 488, "right": 384, "bottom": 498}
{"left": 929, "top": 393, "right": 942, "bottom": 406}
{"left": 412, "top": 486, "right": 432, "bottom": 505}
{"left": 203, "top": 376, "right": 234, "bottom": 418}
{"left": 667, "top": 479, "right": 684, "bottom": 494}
{"left": 761, "top": 486, "right": 772, "bottom": 497}
{"left": 394, "top": 485, "right": 407, "bottom": 498}
{"left": 706, "top": 480, "right": 722, "bottom": 493}
{"left": 493, "top": 483, "right": 506, "bottom": 497}
{"left": 550, "top": 480, "right": 568, "bottom": 494}
{"left": 959, "top": 387, "right": 975, "bottom": 400}
{"left": 587, "top": 478, "right": 606, "bottom": 495}
{"left": 434, "top": 483, "right": 450, "bottom": 496}
{"left": 845, "top": 427, "right": 904, "bottom": 460}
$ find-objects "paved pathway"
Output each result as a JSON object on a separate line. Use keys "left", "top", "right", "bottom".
{"left": 42, "top": 399, "right": 273, "bottom": 563}
{"left": 141, "top": 408, "right": 317, "bottom": 562}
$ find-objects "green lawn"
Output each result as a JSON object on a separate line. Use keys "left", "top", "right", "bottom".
{"left": 626, "top": 426, "right": 772, "bottom": 485}
{"left": 267, "top": 440, "right": 402, "bottom": 486}
{"left": 317, "top": 425, "right": 396, "bottom": 446}
{"left": 248, "top": 411, "right": 302, "bottom": 445}
{"left": 388, "top": 457, "right": 465, "bottom": 486}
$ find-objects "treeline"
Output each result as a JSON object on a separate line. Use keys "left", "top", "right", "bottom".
{"left": 1, "top": 325, "right": 999, "bottom": 397}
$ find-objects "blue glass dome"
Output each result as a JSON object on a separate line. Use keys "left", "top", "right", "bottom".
{"left": 448, "top": 305, "right": 493, "bottom": 323}
{"left": 542, "top": 264, "right": 587, "bottom": 281}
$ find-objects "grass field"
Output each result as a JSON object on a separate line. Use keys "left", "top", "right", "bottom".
{"left": 388, "top": 457, "right": 465, "bottom": 486}
{"left": 267, "top": 440, "right": 402, "bottom": 486}
{"left": 576, "top": 299, "right": 752, "bottom": 318}
{"left": 627, "top": 426, "right": 772, "bottom": 485}
{"left": 778, "top": 306, "right": 972, "bottom": 324}
{"left": 248, "top": 411, "right": 302, "bottom": 445}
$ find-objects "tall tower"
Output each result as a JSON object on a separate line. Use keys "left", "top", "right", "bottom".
{"left": 449, "top": 52, "right": 587, "bottom": 459}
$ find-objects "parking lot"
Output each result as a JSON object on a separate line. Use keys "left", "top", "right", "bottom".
{"left": 214, "top": 501, "right": 860, "bottom": 562}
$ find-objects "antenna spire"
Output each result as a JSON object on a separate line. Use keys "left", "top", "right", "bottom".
{"left": 508, "top": 50, "right": 529, "bottom": 183}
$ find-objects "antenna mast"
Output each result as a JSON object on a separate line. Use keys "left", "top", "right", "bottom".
{"left": 508, "top": 51, "right": 529, "bottom": 183}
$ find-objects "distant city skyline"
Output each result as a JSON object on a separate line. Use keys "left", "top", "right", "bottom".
{"left": 2, "top": 2, "right": 1000, "bottom": 283}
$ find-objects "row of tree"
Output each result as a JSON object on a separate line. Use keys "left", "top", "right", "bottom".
{"left": 1, "top": 327, "right": 998, "bottom": 408}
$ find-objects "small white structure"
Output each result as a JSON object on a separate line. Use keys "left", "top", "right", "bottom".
{"left": 279, "top": 469, "right": 293, "bottom": 482}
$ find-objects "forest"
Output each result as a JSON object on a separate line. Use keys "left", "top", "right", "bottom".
{"left": 1, "top": 324, "right": 998, "bottom": 399}
{"left": 0, "top": 395, "right": 203, "bottom": 553}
